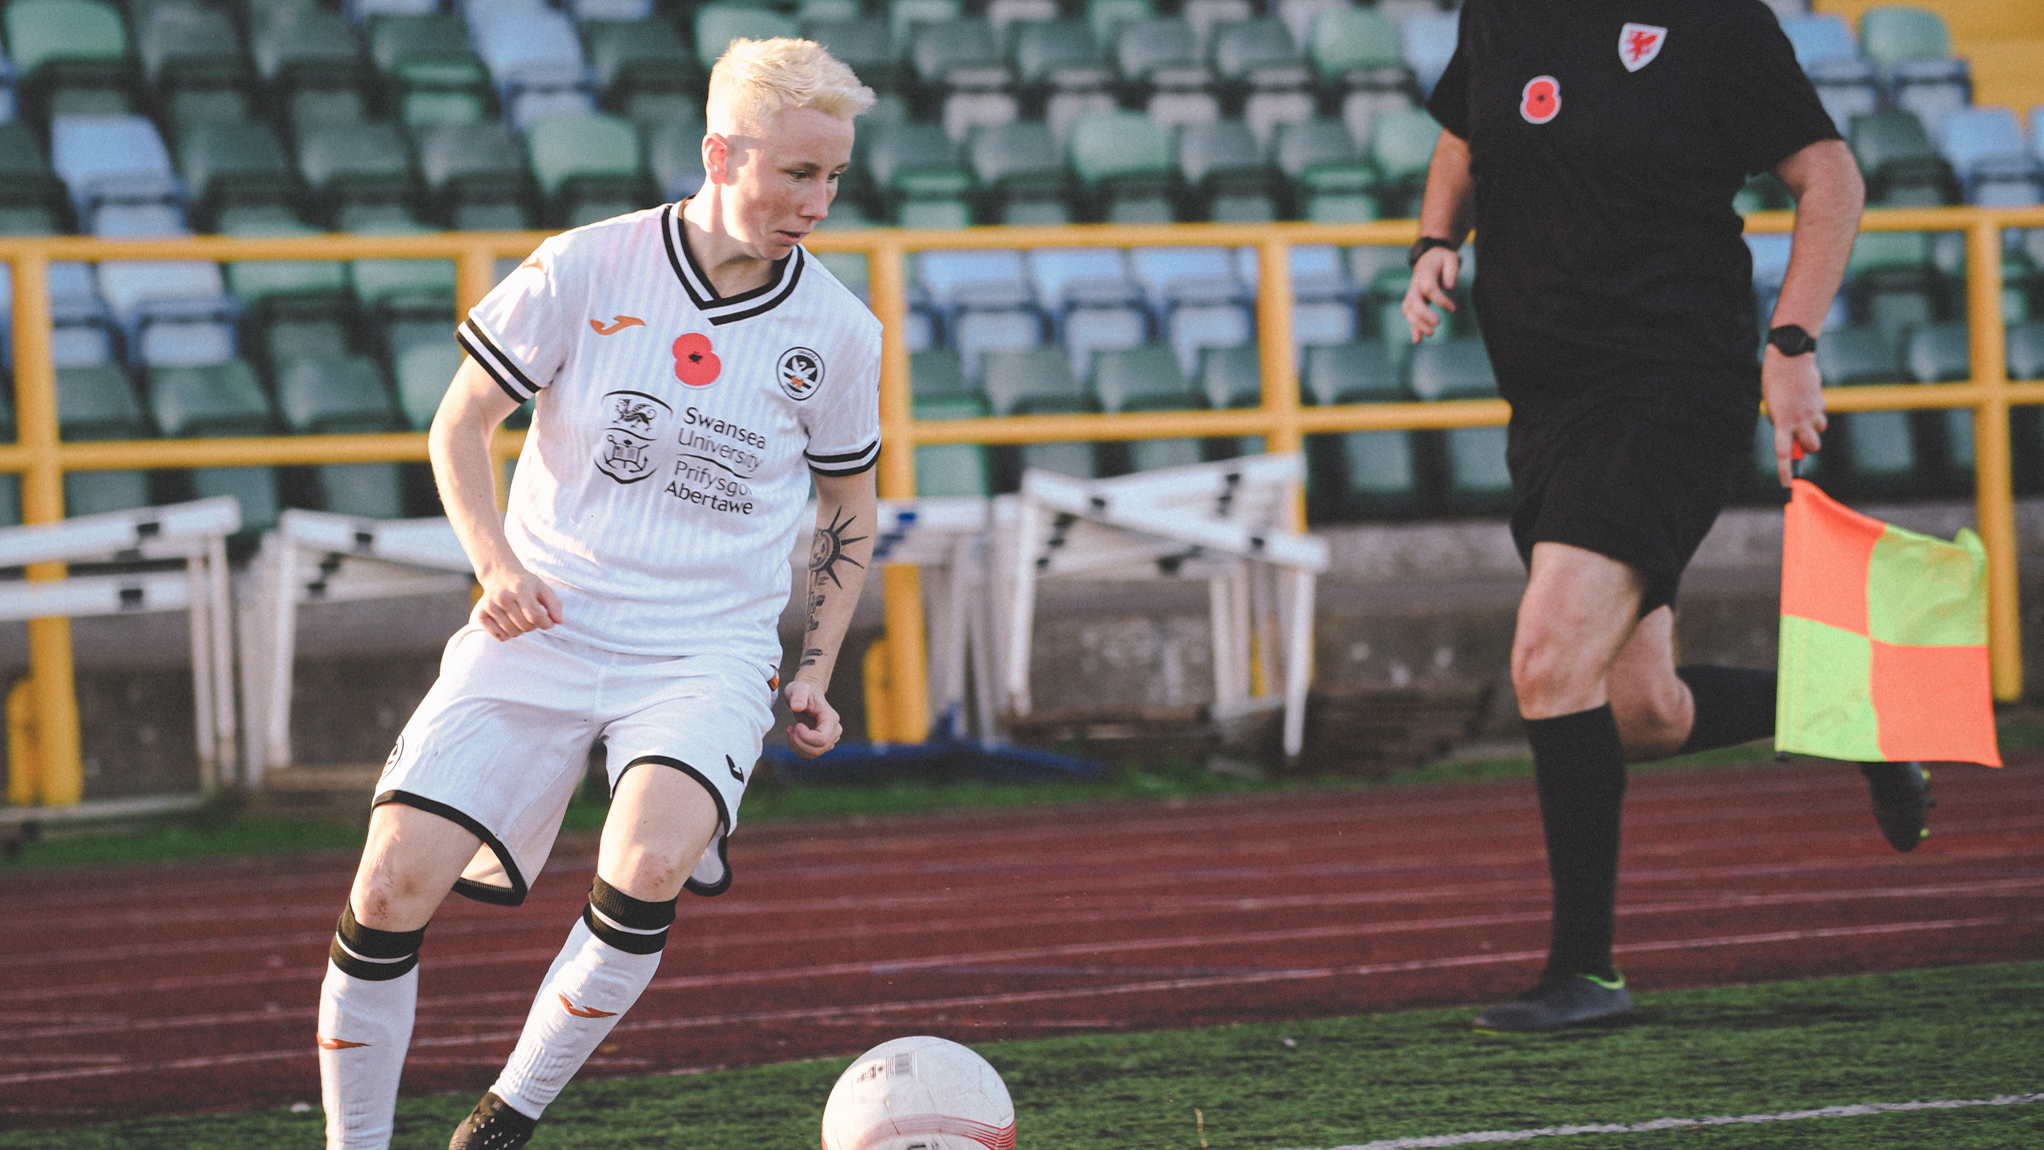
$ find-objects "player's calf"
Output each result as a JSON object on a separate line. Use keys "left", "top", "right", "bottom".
{"left": 320, "top": 905, "right": 427, "bottom": 1150}
{"left": 453, "top": 877, "right": 679, "bottom": 1149}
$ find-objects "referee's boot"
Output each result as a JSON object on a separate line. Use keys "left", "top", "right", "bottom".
{"left": 1861, "top": 761, "right": 1933, "bottom": 852}
{"left": 1472, "top": 973, "right": 1633, "bottom": 1033}
{"left": 449, "top": 1091, "right": 538, "bottom": 1150}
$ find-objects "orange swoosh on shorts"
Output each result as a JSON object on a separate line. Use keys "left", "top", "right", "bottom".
{"left": 590, "top": 315, "right": 645, "bottom": 335}
{"left": 317, "top": 1035, "right": 370, "bottom": 1050}
{"left": 558, "top": 993, "right": 618, "bottom": 1019}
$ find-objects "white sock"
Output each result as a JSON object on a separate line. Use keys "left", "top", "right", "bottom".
{"left": 317, "top": 960, "right": 418, "bottom": 1150}
{"left": 489, "top": 917, "right": 663, "bottom": 1118}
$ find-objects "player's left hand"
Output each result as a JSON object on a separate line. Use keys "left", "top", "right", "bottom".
{"left": 784, "top": 678, "right": 841, "bottom": 759}
{"left": 1762, "top": 345, "right": 1827, "bottom": 488}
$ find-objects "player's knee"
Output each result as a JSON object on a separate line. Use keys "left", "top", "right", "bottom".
{"left": 329, "top": 902, "right": 427, "bottom": 981}
{"left": 583, "top": 875, "right": 678, "bottom": 954}
{"left": 1511, "top": 629, "right": 1588, "bottom": 709}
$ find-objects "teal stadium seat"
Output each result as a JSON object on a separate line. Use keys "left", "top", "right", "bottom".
{"left": 967, "top": 121, "right": 1071, "bottom": 225}
{"left": 1303, "top": 340, "right": 1401, "bottom": 404}
{"left": 1176, "top": 119, "right": 1278, "bottom": 223}
{"left": 6, "top": 0, "right": 136, "bottom": 119}
{"left": 1857, "top": 6, "right": 1951, "bottom": 76}
{"left": 276, "top": 355, "right": 400, "bottom": 434}
{"left": 527, "top": 112, "right": 651, "bottom": 227}
{"left": 58, "top": 363, "right": 153, "bottom": 514}
{"left": 147, "top": 358, "right": 281, "bottom": 529}
{"left": 135, "top": 1, "right": 248, "bottom": 111}
{"left": 910, "top": 348, "right": 973, "bottom": 398}
{"left": 413, "top": 120, "right": 532, "bottom": 229}
{"left": 394, "top": 342, "right": 460, "bottom": 430}
{"left": 1272, "top": 117, "right": 1376, "bottom": 221}
{"left": 179, "top": 121, "right": 300, "bottom": 224}
{"left": 0, "top": 122, "right": 69, "bottom": 233}
{"left": 1410, "top": 338, "right": 1509, "bottom": 509}
{"left": 911, "top": 391, "right": 990, "bottom": 496}
{"left": 1067, "top": 111, "right": 1175, "bottom": 223}
{"left": 865, "top": 121, "right": 973, "bottom": 228}
{"left": 694, "top": 4, "right": 799, "bottom": 70}
{"left": 298, "top": 122, "right": 419, "bottom": 223}
{"left": 1367, "top": 106, "right": 1440, "bottom": 217}
{"left": 367, "top": 14, "right": 492, "bottom": 128}
{"left": 1850, "top": 110, "right": 1957, "bottom": 206}
{"left": 1091, "top": 343, "right": 1202, "bottom": 472}
{"left": 584, "top": 18, "right": 701, "bottom": 125}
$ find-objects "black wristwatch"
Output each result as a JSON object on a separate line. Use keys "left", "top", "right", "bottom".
{"left": 1768, "top": 324, "right": 1818, "bottom": 357}
{"left": 1408, "top": 236, "right": 1462, "bottom": 268}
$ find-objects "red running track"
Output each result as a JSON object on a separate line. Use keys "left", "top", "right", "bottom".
{"left": 2, "top": 757, "right": 2041, "bottom": 1128}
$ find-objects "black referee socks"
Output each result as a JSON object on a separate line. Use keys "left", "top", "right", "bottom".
{"left": 1675, "top": 665, "right": 1777, "bottom": 756}
{"left": 1526, "top": 705, "right": 1628, "bottom": 984}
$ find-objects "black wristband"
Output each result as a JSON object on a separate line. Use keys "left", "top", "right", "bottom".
{"left": 1407, "top": 236, "right": 1462, "bottom": 268}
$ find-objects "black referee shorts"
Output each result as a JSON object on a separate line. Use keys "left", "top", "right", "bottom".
{"left": 1504, "top": 382, "right": 1756, "bottom": 616}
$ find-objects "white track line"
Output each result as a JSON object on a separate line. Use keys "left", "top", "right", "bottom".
{"left": 1300, "top": 1093, "right": 2044, "bottom": 1149}
{"left": 0, "top": 916, "right": 2014, "bottom": 1084}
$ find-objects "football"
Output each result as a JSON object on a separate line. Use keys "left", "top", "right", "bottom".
{"left": 821, "top": 1036, "right": 1016, "bottom": 1150}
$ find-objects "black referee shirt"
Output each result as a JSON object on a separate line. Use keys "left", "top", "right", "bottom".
{"left": 1427, "top": 0, "right": 1839, "bottom": 403}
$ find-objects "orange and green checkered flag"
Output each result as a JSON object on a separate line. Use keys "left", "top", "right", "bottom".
{"left": 1776, "top": 478, "right": 2001, "bottom": 767}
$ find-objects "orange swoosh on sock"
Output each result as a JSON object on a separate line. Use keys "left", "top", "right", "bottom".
{"left": 317, "top": 1035, "right": 370, "bottom": 1050}
{"left": 558, "top": 993, "right": 617, "bottom": 1019}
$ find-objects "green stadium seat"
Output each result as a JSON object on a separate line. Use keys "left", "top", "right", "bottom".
{"left": 276, "top": 355, "right": 400, "bottom": 434}
{"left": 1085, "top": 0, "right": 1150, "bottom": 50}
{"left": 982, "top": 346, "right": 1090, "bottom": 414}
{"left": 1839, "top": 409, "right": 1918, "bottom": 488}
{"left": 394, "top": 341, "right": 460, "bottom": 430}
{"left": 64, "top": 469, "right": 152, "bottom": 515}
{"left": 889, "top": 0, "right": 959, "bottom": 40}
{"left": 1092, "top": 343, "right": 1200, "bottom": 471}
{"left": 913, "top": 443, "right": 991, "bottom": 497}
{"left": 1176, "top": 119, "right": 1278, "bottom": 223}
{"left": 413, "top": 120, "right": 532, "bottom": 229}
{"left": 164, "top": 86, "right": 252, "bottom": 133}
{"left": 316, "top": 462, "right": 406, "bottom": 519}
{"left": 297, "top": 122, "right": 418, "bottom": 221}
{"left": 287, "top": 86, "right": 372, "bottom": 140}
{"left": 865, "top": 121, "right": 973, "bottom": 226}
{"left": 1817, "top": 324, "right": 1902, "bottom": 385}
{"left": 525, "top": 112, "right": 650, "bottom": 227}
{"left": 218, "top": 211, "right": 350, "bottom": 313}
{"left": 251, "top": 4, "right": 363, "bottom": 93}
{"left": 253, "top": 311, "right": 352, "bottom": 375}
{"left": 148, "top": 358, "right": 275, "bottom": 437}
{"left": 0, "top": 476, "right": 18, "bottom": 526}
{"left": 367, "top": 14, "right": 492, "bottom": 128}
{"left": 58, "top": 363, "right": 149, "bottom": 440}
{"left": 585, "top": 19, "right": 702, "bottom": 115}
{"left": 0, "top": 122, "right": 71, "bottom": 233}
{"left": 645, "top": 115, "right": 709, "bottom": 201}
{"left": 1735, "top": 172, "right": 1793, "bottom": 215}
{"left": 693, "top": 4, "right": 799, "bottom": 70}
{"left": 1067, "top": 111, "right": 1175, "bottom": 222}
{"left": 1334, "top": 430, "right": 1418, "bottom": 508}
{"left": 193, "top": 465, "right": 281, "bottom": 531}
{"left": 967, "top": 121, "right": 1070, "bottom": 224}
{"left": 178, "top": 120, "right": 298, "bottom": 222}
{"left": 1307, "top": 6, "right": 1402, "bottom": 85}
{"left": 1366, "top": 106, "right": 1439, "bottom": 215}
{"left": 6, "top": 0, "right": 136, "bottom": 119}
{"left": 1857, "top": 7, "right": 1950, "bottom": 74}
{"left": 2010, "top": 321, "right": 2044, "bottom": 381}
{"left": 1904, "top": 321, "right": 1969, "bottom": 382}
{"left": 1198, "top": 342, "right": 1261, "bottom": 409}
{"left": 1407, "top": 336, "right": 1494, "bottom": 400}
{"left": 1273, "top": 117, "right": 1377, "bottom": 221}
{"left": 809, "top": 20, "right": 901, "bottom": 95}
{"left": 1303, "top": 341, "right": 1401, "bottom": 404}
{"left": 912, "top": 391, "right": 987, "bottom": 419}
{"left": 911, "top": 348, "right": 973, "bottom": 398}
{"left": 1849, "top": 111, "right": 1957, "bottom": 205}
{"left": 135, "top": 1, "right": 248, "bottom": 99}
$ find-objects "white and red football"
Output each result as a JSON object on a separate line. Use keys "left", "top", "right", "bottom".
{"left": 821, "top": 1036, "right": 1016, "bottom": 1150}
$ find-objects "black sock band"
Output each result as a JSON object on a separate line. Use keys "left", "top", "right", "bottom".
{"left": 1526, "top": 705, "right": 1627, "bottom": 984}
{"left": 329, "top": 904, "right": 426, "bottom": 982}
{"left": 1676, "top": 665, "right": 1777, "bottom": 755}
{"left": 581, "top": 876, "right": 677, "bottom": 955}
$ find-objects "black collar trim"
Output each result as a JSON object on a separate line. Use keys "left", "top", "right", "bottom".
{"left": 663, "top": 202, "right": 805, "bottom": 326}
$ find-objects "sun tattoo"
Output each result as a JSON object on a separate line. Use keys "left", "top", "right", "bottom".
{"left": 809, "top": 507, "right": 867, "bottom": 590}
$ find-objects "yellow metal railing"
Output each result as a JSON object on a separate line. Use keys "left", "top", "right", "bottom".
{"left": 2, "top": 204, "right": 2039, "bottom": 802}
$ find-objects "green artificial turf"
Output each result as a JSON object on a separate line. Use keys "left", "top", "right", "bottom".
{"left": 8, "top": 962, "right": 2040, "bottom": 1149}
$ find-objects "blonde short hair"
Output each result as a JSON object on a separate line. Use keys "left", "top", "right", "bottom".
{"left": 707, "top": 37, "right": 876, "bottom": 134}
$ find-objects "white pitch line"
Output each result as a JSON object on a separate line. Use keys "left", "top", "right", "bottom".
{"left": 1299, "top": 1093, "right": 2044, "bottom": 1149}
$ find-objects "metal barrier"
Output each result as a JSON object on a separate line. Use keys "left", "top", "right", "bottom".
{"left": 1, "top": 204, "right": 2039, "bottom": 802}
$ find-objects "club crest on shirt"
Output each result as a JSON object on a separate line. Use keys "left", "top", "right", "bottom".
{"left": 596, "top": 390, "right": 672, "bottom": 484}
{"left": 777, "top": 347, "right": 824, "bottom": 401}
{"left": 1619, "top": 23, "right": 1666, "bottom": 72}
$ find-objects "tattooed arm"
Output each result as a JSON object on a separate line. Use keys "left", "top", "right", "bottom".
{"left": 785, "top": 468, "right": 878, "bottom": 757}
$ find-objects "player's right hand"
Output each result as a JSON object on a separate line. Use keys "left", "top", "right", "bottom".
{"left": 1401, "top": 246, "right": 1460, "bottom": 344}
{"left": 475, "top": 564, "right": 564, "bottom": 640}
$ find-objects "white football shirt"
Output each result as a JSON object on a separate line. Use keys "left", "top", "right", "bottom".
{"left": 457, "top": 203, "right": 881, "bottom": 665}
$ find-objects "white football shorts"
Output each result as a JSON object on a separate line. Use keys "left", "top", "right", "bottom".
{"left": 375, "top": 623, "right": 778, "bottom": 905}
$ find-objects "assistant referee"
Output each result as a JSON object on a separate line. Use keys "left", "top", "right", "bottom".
{"left": 1401, "top": 1, "right": 1931, "bottom": 1032}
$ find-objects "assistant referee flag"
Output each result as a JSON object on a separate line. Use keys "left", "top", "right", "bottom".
{"left": 1776, "top": 479, "right": 2002, "bottom": 767}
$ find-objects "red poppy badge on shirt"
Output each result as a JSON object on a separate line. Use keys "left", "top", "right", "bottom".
{"left": 673, "top": 332, "right": 721, "bottom": 387}
{"left": 1619, "top": 23, "right": 1666, "bottom": 73}
{"left": 1520, "top": 75, "right": 1560, "bottom": 124}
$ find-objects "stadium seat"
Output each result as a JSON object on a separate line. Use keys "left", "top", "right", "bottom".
{"left": 1197, "top": 341, "right": 1262, "bottom": 414}
{"left": 910, "top": 347, "right": 972, "bottom": 398}
{"left": 525, "top": 111, "right": 648, "bottom": 227}
{"left": 1891, "top": 57, "right": 1971, "bottom": 140}
{"left": 645, "top": 115, "right": 709, "bottom": 202}
{"left": 298, "top": 122, "right": 418, "bottom": 223}
{"left": 1809, "top": 58, "right": 1881, "bottom": 137}
{"left": 369, "top": 13, "right": 493, "bottom": 128}
{"left": 1176, "top": 118, "right": 1278, "bottom": 222}
{"left": 58, "top": 362, "right": 150, "bottom": 440}
{"left": 1905, "top": 320, "right": 1969, "bottom": 384}
{"left": 252, "top": 3, "right": 365, "bottom": 96}
{"left": 919, "top": 249, "right": 1035, "bottom": 315}
{"left": 1029, "top": 247, "right": 1143, "bottom": 317}
{"left": 413, "top": 119, "right": 532, "bottom": 229}
{"left": 1114, "top": 18, "right": 1214, "bottom": 132}
{"left": 1409, "top": 337, "right": 1496, "bottom": 400}
{"left": 913, "top": 442, "right": 991, "bottom": 497}
{"left": 1011, "top": 17, "right": 1107, "bottom": 95}
{"left": 248, "top": 305, "right": 353, "bottom": 380}
{"left": 179, "top": 120, "right": 299, "bottom": 225}
{"left": 5, "top": 0, "right": 136, "bottom": 120}
{"left": 865, "top": 120, "right": 973, "bottom": 227}
{"left": 2008, "top": 321, "right": 2044, "bottom": 381}
{"left": 1735, "top": 171, "right": 1794, "bottom": 216}
{"left": 1309, "top": 7, "right": 1413, "bottom": 149}
{"left": 1068, "top": 111, "right": 1176, "bottom": 222}
{"left": 1293, "top": 297, "right": 1356, "bottom": 354}
{"left": 275, "top": 353, "right": 400, "bottom": 434}
{"left": 585, "top": 18, "right": 700, "bottom": 124}
{"left": 1062, "top": 302, "right": 1146, "bottom": 383}
{"left": 350, "top": 227, "right": 456, "bottom": 316}
{"left": 953, "top": 307, "right": 1045, "bottom": 382}
{"left": 1781, "top": 15, "right": 1860, "bottom": 69}
{"left": 1094, "top": 343, "right": 1202, "bottom": 471}
{"left": 136, "top": 1, "right": 248, "bottom": 107}
{"left": 1817, "top": 324, "right": 1902, "bottom": 385}
{"left": 1850, "top": 110, "right": 1958, "bottom": 205}
{"left": 1398, "top": 13, "right": 1457, "bottom": 97}
{"left": 694, "top": 4, "right": 799, "bottom": 70}
{"left": 1367, "top": 107, "right": 1440, "bottom": 217}
{"left": 966, "top": 120, "right": 1070, "bottom": 224}
{"left": 0, "top": 121, "right": 71, "bottom": 233}
{"left": 889, "top": 0, "right": 959, "bottom": 39}
{"left": 1290, "top": 243, "right": 1356, "bottom": 302}
{"left": 1273, "top": 117, "right": 1376, "bottom": 221}
{"left": 97, "top": 259, "right": 235, "bottom": 370}
{"left": 469, "top": 3, "right": 586, "bottom": 99}
{"left": 148, "top": 356, "right": 273, "bottom": 436}
{"left": 809, "top": 20, "right": 900, "bottom": 96}
{"left": 1084, "top": 0, "right": 1149, "bottom": 49}
{"left": 982, "top": 345, "right": 1086, "bottom": 414}
{"left": 1303, "top": 340, "right": 1399, "bottom": 404}
{"left": 386, "top": 337, "right": 456, "bottom": 432}
{"left": 1164, "top": 298, "right": 1250, "bottom": 378}
{"left": 1857, "top": 6, "right": 1950, "bottom": 77}
{"left": 1127, "top": 245, "right": 1246, "bottom": 315}
{"left": 908, "top": 19, "right": 1012, "bottom": 132}
{"left": 1939, "top": 108, "right": 2040, "bottom": 205}
{"left": 1212, "top": 18, "right": 1311, "bottom": 142}
{"left": 49, "top": 114, "right": 181, "bottom": 224}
